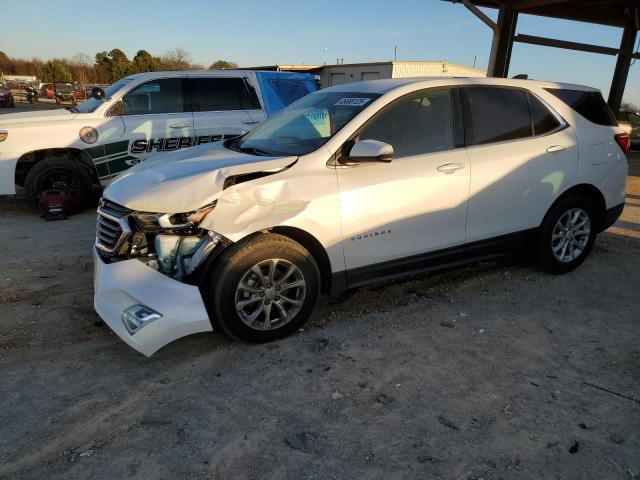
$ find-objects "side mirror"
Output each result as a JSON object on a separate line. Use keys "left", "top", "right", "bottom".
{"left": 348, "top": 139, "right": 393, "bottom": 163}
{"left": 91, "top": 87, "right": 106, "bottom": 101}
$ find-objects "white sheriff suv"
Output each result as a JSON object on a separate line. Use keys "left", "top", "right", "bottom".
{"left": 93, "top": 77, "right": 629, "bottom": 356}
{"left": 0, "top": 70, "right": 317, "bottom": 210}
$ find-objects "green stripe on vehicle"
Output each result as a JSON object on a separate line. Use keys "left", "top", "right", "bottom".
{"left": 84, "top": 139, "right": 132, "bottom": 179}
{"left": 107, "top": 156, "right": 139, "bottom": 175}
{"left": 103, "top": 140, "right": 130, "bottom": 156}
{"left": 95, "top": 162, "right": 110, "bottom": 178}
{"left": 84, "top": 144, "right": 106, "bottom": 160}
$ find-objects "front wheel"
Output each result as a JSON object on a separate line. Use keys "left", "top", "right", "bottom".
{"left": 536, "top": 195, "right": 597, "bottom": 274}
{"left": 203, "top": 233, "right": 320, "bottom": 343}
{"left": 24, "top": 157, "right": 94, "bottom": 213}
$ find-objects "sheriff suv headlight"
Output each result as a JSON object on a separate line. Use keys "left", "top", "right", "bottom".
{"left": 133, "top": 201, "right": 217, "bottom": 232}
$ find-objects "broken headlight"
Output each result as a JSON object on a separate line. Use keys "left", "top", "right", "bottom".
{"left": 133, "top": 201, "right": 216, "bottom": 232}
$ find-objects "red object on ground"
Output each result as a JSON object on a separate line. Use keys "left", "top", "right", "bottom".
{"left": 39, "top": 190, "right": 69, "bottom": 220}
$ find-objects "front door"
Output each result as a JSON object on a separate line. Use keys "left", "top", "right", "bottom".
{"left": 335, "top": 88, "right": 470, "bottom": 277}
{"left": 117, "top": 77, "right": 194, "bottom": 174}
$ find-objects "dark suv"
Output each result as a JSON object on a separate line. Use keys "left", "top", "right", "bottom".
{"left": 54, "top": 84, "right": 77, "bottom": 105}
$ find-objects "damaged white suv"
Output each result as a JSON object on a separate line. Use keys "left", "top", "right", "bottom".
{"left": 93, "top": 77, "right": 629, "bottom": 356}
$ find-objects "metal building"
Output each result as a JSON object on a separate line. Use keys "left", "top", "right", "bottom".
{"left": 242, "top": 61, "right": 486, "bottom": 88}
{"left": 317, "top": 61, "right": 486, "bottom": 87}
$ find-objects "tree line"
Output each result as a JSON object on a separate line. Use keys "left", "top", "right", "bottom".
{"left": 0, "top": 49, "right": 238, "bottom": 84}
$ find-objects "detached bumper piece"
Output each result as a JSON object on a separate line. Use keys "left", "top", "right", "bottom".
{"left": 93, "top": 249, "right": 212, "bottom": 356}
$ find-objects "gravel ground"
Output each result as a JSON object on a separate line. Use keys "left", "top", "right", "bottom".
{"left": 0, "top": 155, "right": 639, "bottom": 480}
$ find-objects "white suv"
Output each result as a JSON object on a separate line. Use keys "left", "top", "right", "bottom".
{"left": 93, "top": 77, "right": 629, "bottom": 356}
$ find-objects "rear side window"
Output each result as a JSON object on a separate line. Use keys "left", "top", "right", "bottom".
{"left": 528, "top": 94, "right": 560, "bottom": 135}
{"left": 189, "top": 77, "right": 255, "bottom": 112}
{"left": 268, "top": 78, "right": 314, "bottom": 106}
{"left": 545, "top": 88, "right": 617, "bottom": 126}
{"left": 123, "top": 78, "right": 185, "bottom": 115}
{"left": 465, "top": 87, "right": 532, "bottom": 144}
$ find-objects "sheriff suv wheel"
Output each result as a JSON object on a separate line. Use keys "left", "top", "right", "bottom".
{"left": 24, "top": 157, "right": 93, "bottom": 213}
{"left": 536, "top": 195, "right": 597, "bottom": 274}
{"left": 203, "top": 233, "right": 320, "bottom": 343}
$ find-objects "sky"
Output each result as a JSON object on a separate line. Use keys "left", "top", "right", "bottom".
{"left": 1, "top": 0, "right": 638, "bottom": 105}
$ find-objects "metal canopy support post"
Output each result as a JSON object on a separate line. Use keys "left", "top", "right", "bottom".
{"left": 490, "top": 3, "right": 518, "bottom": 77}
{"left": 608, "top": 23, "right": 638, "bottom": 112}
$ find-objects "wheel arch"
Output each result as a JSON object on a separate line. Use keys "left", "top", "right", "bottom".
{"left": 543, "top": 183, "right": 606, "bottom": 230}
{"left": 268, "top": 226, "right": 334, "bottom": 295}
{"left": 15, "top": 148, "right": 100, "bottom": 187}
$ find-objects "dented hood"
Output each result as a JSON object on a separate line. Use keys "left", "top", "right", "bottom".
{"left": 103, "top": 142, "right": 297, "bottom": 213}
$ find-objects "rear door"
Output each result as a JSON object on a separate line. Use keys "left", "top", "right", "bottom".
{"left": 188, "top": 76, "right": 256, "bottom": 142}
{"left": 462, "top": 86, "right": 578, "bottom": 242}
{"left": 117, "top": 77, "right": 194, "bottom": 172}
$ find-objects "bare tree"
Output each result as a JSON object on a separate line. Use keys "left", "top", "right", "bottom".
{"left": 160, "top": 48, "right": 192, "bottom": 71}
{"left": 71, "top": 52, "right": 92, "bottom": 67}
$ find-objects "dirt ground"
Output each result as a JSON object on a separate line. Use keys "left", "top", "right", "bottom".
{"left": 0, "top": 155, "right": 639, "bottom": 480}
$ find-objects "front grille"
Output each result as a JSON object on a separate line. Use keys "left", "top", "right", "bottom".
{"left": 95, "top": 199, "right": 132, "bottom": 255}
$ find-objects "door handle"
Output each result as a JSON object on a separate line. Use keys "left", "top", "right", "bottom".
{"left": 169, "top": 124, "right": 189, "bottom": 129}
{"left": 242, "top": 121, "right": 260, "bottom": 125}
{"left": 437, "top": 162, "right": 465, "bottom": 174}
{"left": 546, "top": 145, "right": 567, "bottom": 153}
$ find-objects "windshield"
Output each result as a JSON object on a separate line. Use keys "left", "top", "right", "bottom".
{"left": 74, "top": 77, "right": 135, "bottom": 113}
{"left": 229, "top": 91, "right": 381, "bottom": 156}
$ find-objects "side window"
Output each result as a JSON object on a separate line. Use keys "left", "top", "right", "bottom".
{"left": 268, "top": 78, "right": 313, "bottom": 105}
{"left": 190, "top": 77, "right": 255, "bottom": 111}
{"left": 544, "top": 88, "right": 617, "bottom": 126}
{"left": 528, "top": 93, "right": 560, "bottom": 135}
{"left": 106, "top": 101, "right": 123, "bottom": 117}
{"left": 359, "top": 89, "right": 454, "bottom": 158}
{"left": 465, "top": 87, "right": 532, "bottom": 145}
{"left": 122, "top": 78, "right": 185, "bottom": 115}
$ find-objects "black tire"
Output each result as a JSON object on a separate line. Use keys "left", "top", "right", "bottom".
{"left": 202, "top": 233, "right": 320, "bottom": 343}
{"left": 536, "top": 195, "right": 597, "bottom": 274}
{"left": 24, "top": 157, "right": 94, "bottom": 213}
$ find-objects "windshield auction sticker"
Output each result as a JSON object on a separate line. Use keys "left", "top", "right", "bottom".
{"left": 335, "top": 97, "right": 371, "bottom": 106}
{"left": 304, "top": 108, "right": 331, "bottom": 136}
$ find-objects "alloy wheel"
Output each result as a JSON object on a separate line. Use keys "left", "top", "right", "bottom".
{"left": 234, "top": 258, "right": 306, "bottom": 331}
{"left": 551, "top": 208, "right": 591, "bottom": 263}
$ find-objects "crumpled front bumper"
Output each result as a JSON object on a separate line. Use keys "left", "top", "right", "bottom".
{"left": 93, "top": 249, "right": 212, "bottom": 356}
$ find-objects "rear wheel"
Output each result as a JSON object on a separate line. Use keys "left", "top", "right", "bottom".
{"left": 24, "top": 157, "right": 93, "bottom": 213}
{"left": 536, "top": 195, "right": 597, "bottom": 274}
{"left": 203, "top": 233, "right": 320, "bottom": 343}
